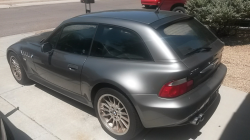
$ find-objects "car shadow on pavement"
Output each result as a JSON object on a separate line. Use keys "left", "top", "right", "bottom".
{"left": 219, "top": 92, "right": 250, "bottom": 140}
{"left": 133, "top": 94, "right": 221, "bottom": 140}
{"left": 34, "top": 84, "right": 96, "bottom": 117}
{"left": 0, "top": 109, "right": 32, "bottom": 140}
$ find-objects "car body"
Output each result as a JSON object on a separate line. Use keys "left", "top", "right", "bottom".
{"left": 0, "top": 118, "right": 15, "bottom": 140}
{"left": 7, "top": 9, "right": 227, "bottom": 139}
{"left": 142, "top": 0, "right": 186, "bottom": 13}
{"left": 141, "top": 0, "right": 160, "bottom": 7}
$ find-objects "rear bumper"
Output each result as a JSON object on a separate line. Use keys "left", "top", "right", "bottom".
{"left": 131, "top": 64, "right": 227, "bottom": 128}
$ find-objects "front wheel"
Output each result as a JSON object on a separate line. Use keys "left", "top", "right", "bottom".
{"left": 8, "top": 52, "right": 31, "bottom": 85}
{"left": 94, "top": 88, "right": 143, "bottom": 140}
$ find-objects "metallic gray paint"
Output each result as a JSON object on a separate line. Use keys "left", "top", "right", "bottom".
{"left": 131, "top": 64, "right": 226, "bottom": 127}
{"left": 77, "top": 9, "right": 181, "bottom": 24}
{"left": 7, "top": 10, "right": 227, "bottom": 128}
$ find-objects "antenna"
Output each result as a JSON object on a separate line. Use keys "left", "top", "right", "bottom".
{"left": 155, "top": 0, "right": 165, "bottom": 13}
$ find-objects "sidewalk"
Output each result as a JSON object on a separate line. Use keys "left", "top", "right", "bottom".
{"left": 0, "top": 0, "right": 79, "bottom": 8}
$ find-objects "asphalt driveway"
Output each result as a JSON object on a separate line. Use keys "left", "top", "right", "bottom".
{"left": 0, "top": 31, "right": 250, "bottom": 140}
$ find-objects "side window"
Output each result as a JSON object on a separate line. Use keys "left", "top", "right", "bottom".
{"left": 56, "top": 24, "right": 97, "bottom": 55}
{"left": 90, "top": 25, "right": 151, "bottom": 61}
{"left": 49, "top": 30, "right": 61, "bottom": 48}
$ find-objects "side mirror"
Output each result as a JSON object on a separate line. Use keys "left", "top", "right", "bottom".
{"left": 41, "top": 42, "right": 52, "bottom": 53}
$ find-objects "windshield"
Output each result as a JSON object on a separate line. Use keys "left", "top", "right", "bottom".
{"left": 157, "top": 19, "right": 217, "bottom": 59}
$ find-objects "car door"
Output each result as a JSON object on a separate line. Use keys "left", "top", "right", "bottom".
{"left": 34, "top": 24, "right": 97, "bottom": 95}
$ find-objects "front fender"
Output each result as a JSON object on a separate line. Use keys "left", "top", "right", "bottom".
{"left": 7, "top": 42, "right": 37, "bottom": 76}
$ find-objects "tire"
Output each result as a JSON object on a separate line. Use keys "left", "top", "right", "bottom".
{"left": 94, "top": 88, "right": 143, "bottom": 140}
{"left": 172, "top": 6, "right": 186, "bottom": 13}
{"left": 8, "top": 52, "right": 31, "bottom": 85}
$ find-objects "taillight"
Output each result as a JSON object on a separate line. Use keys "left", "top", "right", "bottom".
{"left": 159, "top": 78, "right": 193, "bottom": 98}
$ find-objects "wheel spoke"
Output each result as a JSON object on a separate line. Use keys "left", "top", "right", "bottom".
{"left": 11, "top": 59, "right": 15, "bottom": 64}
{"left": 100, "top": 107, "right": 109, "bottom": 112}
{"left": 107, "top": 96, "right": 113, "bottom": 104}
{"left": 112, "top": 118, "right": 115, "bottom": 128}
{"left": 116, "top": 121, "right": 120, "bottom": 131}
{"left": 118, "top": 120, "right": 124, "bottom": 130}
{"left": 101, "top": 113, "right": 110, "bottom": 117}
{"left": 119, "top": 107, "right": 125, "bottom": 111}
{"left": 16, "top": 73, "right": 20, "bottom": 78}
{"left": 11, "top": 64, "right": 16, "bottom": 69}
{"left": 120, "top": 119, "right": 128, "bottom": 128}
{"left": 101, "top": 103, "right": 110, "bottom": 109}
{"left": 104, "top": 99, "right": 112, "bottom": 106}
{"left": 121, "top": 116, "right": 129, "bottom": 122}
{"left": 107, "top": 117, "right": 113, "bottom": 123}
{"left": 13, "top": 61, "right": 18, "bottom": 66}
{"left": 16, "top": 69, "right": 21, "bottom": 74}
{"left": 120, "top": 112, "right": 128, "bottom": 116}
{"left": 10, "top": 56, "right": 22, "bottom": 81}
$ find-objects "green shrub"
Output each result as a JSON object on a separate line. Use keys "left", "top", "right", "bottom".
{"left": 186, "top": 0, "right": 250, "bottom": 36}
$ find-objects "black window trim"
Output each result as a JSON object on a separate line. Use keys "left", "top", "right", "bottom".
{"left": 89, "top": 23, "right": 154, "bottom": 62}
{"left": 44, "top": 22, "right": 99, "bottom": 56}
{"left": 44, "top": 28, "right": 62, "bottom": 49}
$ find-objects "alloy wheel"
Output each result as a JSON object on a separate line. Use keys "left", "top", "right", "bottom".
{"left": 97, "top": 94, "right": 130, "bottom": 135}
{"left": 10, "top": 56, "right": 22, "bottom": 81}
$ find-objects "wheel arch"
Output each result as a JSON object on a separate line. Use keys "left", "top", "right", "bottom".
{"left": 91, "top": 82, "right": 132, "bottom": 106}
{"left": 6, "top": 50, "right": 16, "bottom": 63}
{"left": 170, "top": 3, "right": 185, "bottom": 11}
{"left": 6, "top": 45, "right": 22, "bottom": 64}
{"left": 7, "top": 48, "right": 29, "bottom": 75}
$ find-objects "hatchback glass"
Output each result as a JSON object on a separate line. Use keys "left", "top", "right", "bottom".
{"left": 157, "top": 19, "right": 217, "bottom": 59}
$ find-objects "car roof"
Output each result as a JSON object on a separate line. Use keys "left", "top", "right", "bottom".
{"left": 67, "top": 9, "right": 191, "bottom": 26}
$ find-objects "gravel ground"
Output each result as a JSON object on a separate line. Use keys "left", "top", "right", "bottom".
{"left": 222, "top": 44, "right": 250, "bottom": 93}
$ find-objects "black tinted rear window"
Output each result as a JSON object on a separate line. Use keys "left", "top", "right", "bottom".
{"left": 157, "top": 19, "right": 217, "bottom": 59}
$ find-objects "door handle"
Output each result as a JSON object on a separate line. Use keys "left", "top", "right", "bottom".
{"left": 68, "top": 67, "right": 77, "bottom": 71}
{"left": 68, "top": 64, "right": 78, "bottom": 71}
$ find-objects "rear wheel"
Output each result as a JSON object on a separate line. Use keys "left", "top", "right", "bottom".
{"left": 8, "top": 52, "right": 31, "bottom": 85}
{"left": 94, "top": 88, "right": 143, "bottom": 140}
{"left": 172, "top": 6, "right": 186, "bottom": 13}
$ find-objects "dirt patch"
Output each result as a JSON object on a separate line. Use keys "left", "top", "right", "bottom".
{"left": 222, "top": 44, "right": 250, "bottom": 93}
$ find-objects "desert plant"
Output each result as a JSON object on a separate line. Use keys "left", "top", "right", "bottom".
{"left": 186, "top": 0, "right": 250, "bottom": 36}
